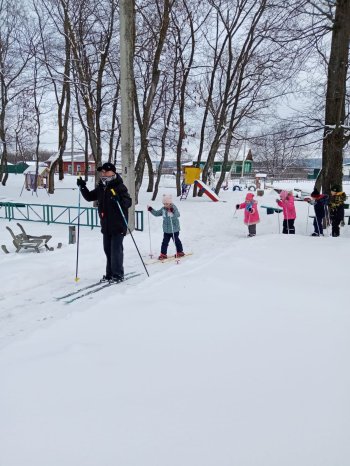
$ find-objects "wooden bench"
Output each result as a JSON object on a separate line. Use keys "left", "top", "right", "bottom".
{"left": 16, "top": 223, "right": 52, "bottom": 250}
{"left": 5, "top": 224, "right": 52, "bottom": 253}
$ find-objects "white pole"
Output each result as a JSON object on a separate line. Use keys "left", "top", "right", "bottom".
{"left": 306, "top": 203, "right": 310, "bottom": 235}
{"left": 147, "top": 210, "right": 153, "bottom": 258}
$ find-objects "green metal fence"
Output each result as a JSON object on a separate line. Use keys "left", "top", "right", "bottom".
{"left": 0, "top": 202, "right": 144, "bottom": 231}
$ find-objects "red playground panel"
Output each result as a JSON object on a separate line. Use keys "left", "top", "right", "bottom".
{"left": 195, "top": 180, "right": 220, "bottom": 202}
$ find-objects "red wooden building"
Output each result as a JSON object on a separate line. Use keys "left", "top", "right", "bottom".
{"left": 46, "top": 151, "right": 96, "bottom": 175}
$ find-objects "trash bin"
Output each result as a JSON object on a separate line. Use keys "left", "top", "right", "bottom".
{"left": 69, "top": 226, "right": 76, "bottom": 244}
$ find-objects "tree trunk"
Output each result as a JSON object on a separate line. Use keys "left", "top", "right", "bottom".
{"left": 321, "top": 0, "right": 350, "bottom": 194}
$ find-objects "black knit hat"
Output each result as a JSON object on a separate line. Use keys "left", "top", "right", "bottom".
{"left": 97, "top": 162, "right": 117, "bottom": 173}
{"left": 331, "top": 184, "right": 341, "bottom": 192}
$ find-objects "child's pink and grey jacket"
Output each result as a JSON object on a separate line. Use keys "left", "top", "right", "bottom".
{"left": 276, "top": 190, "right": 296, "bottom": 220}
{"left": 237, "top": 193, "right": 260, "bottom": 225}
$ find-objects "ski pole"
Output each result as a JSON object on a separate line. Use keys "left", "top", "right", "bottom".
{"left": 169, "top": 213, "right": 178, "bottom": 259}
{"left": 75, "top": 188, "right": 81, "bottom": 282}
{"left": 111, "top": 189, "right": 150, "bottom": 277}
{"left": 147, "top": 209, "right": 153, "bottom": 258}
{"left": 305, "top": 202, "right": 310, "bottom": 235}
{"left": 315, "top": 211, "right": 322, "bottom": 236}
{"left": 247, "top": 208, "right": 252, "bottom": 236}
{"left": 169, "top": 215, "right": 180, "bottom": 264}
{"left": 324, "top": 204, "right": 330, "bottom": 236}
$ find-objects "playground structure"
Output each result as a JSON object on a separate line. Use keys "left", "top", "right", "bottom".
{"left": 180, "top": 164, "right": 221, "bottom": 202}
{"left": 195, "top": 179, "right": 220, "bottom": 202}
{"left": 180, "top": 165, "right": 201, "bottom": 200}
{"left": 21, "top": 164, "right": 50, "bottom": 196}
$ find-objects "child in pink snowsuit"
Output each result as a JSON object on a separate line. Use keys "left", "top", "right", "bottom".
{"left": 236, "top": 192, "right": 260, "bottom": 237}
{"left": 276, "top": 190, "right": 296, "bottom": 234}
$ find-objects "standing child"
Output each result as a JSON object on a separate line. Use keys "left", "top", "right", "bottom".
{"left": 306, "top": 188, "right": 329, "bottom": 236}
{"left": 328, "top": 185, "right": 347, "bottom": 237}
{"left": 276, "top": 190, "right": 296, "bottom": 234}
{"left": 236, "top": 192, "right": 260, "bottom": 237}
{"left": 148, "top": 194, "right": 185, "bottom": 260}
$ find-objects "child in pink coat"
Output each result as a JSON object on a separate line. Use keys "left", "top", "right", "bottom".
{"left": 236, "top": 192, "right": 260, "bottom": 237}
{"left": 276, "top": 190, "right": 296, "bottom": 234}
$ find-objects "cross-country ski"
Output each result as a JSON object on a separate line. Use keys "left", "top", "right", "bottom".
{"left": 55, "top": 271, "right": 139, "bottom": 301}
{"left": 145, "top": 252, "right": 193, "bottom": 265}
{"left": 63, "top": 273, "right": 142, "bottom": 304}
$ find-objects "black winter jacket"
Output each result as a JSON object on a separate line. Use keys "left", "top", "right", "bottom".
{"left": 80, "top": 174, "right": 132, "bottom": 235}
{"left": 313, "top": 194, "right": 328, "bottom": 217}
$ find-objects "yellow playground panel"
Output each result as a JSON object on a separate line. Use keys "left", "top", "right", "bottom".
{"left": 184, "top": 166, "right": 201, "bottom": 185}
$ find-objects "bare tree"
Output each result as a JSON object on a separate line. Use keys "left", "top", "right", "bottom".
{"left": 134, "top": 0, "right": 175, "bottom": 201}
{"left": 151, "top": 74, "right": 178, "bottom": 201}
{"left": 34, "top": 0, "right": 72, "bottom": 193}
{"left": 171, "top": 0, "right": 197, "bottom": 197}
{"left": 31, "top": 54, "right": 49, "bottom": 192}
{"left": 13, "top": 91, "right": 37, "bottom": 163}
{"left": 192, "top": 0, "right": 307, "bottom": 194}
{"left": 59, "top": 0, "right": 118, "bottom": 182}
{"left": 318, "top": 0, "right": 350, "bottom": 193}
{"left": 251, "top": 123, "right": 305, "bottom": 177}
{"left": 0, "top": 0, "right": 33, "bottom": 186}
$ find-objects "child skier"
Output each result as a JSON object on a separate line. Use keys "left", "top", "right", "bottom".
{"left": 147, "top": 194, "right": 185, "bottom": 260}
{"left": 236, "top": 192, "right": 260, "bottom": 237}
{"left": 305, "top": 188, "right": 329, "bottom": 236}
{"left": 328, "top": 185, "right": 347, "bottom": 237}
{"left": 276, "top": 190, "right": 296, "bottom": 234}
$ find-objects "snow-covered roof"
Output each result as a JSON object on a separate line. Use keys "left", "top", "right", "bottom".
{"left": 182, "top": 161, "right": 195, "bottom": 167}
{"left": 23, "top": 164, "right": 49, "bottom": 175}
{"left": 25, "top": 161, "right": 48, "bottom": 167}
{"left": 62, "top": 155, "right": 95, "bottom": 163}
{"left": 46, "top": 152, "right": 95, "bottom": 163}
{"left": 215, "top": 145, "right": 252, "bottom": 162}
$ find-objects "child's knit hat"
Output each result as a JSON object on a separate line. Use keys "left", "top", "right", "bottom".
{"left": 331, "top": 184, "right": 341, "bottom": 192}
{"left": 279, "top": 190, "right": 289, "bottom": 200}
{"left": 245, "top": 192, "right": 254, "bottom": 201}
{"left": 162, "top": 194, "right": 173, "bottom": 204}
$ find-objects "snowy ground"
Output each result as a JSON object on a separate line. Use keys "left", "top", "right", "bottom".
{"left": 0, "top": 174, "right": 350, "bottom": 466}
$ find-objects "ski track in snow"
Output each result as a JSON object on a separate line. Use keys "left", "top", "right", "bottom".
{"left": 1, "top": 177, "right": 349, "bottom": 351}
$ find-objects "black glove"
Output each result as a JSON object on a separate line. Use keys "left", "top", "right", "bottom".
{"left": 235, "top": 204, "right": 240, "bottom": 210}
{"left": 77, "top": 177, "right": 86, "bottom": 188}
{"left": 147, "top": 206, "right": 153, "bottom": 212}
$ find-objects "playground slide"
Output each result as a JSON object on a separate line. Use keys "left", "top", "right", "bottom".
{"left": 195, "top": 180, "right": 220, "bottom": 202}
